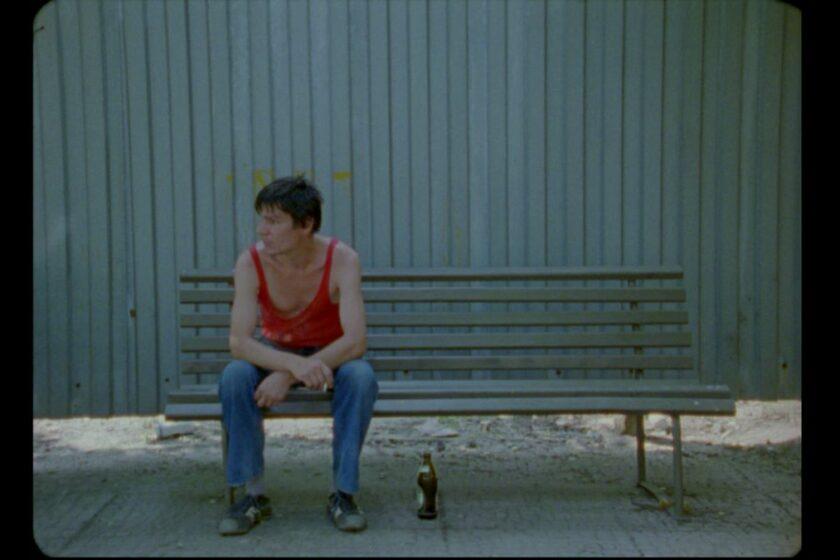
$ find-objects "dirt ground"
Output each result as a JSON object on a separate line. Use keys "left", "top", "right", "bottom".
{"left": 33, "top": 400, "right": 801, "bottom": 556}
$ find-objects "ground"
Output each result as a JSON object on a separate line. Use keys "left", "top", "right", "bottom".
{"left": 33, "top": 400, "right": 800, "bottom": 557}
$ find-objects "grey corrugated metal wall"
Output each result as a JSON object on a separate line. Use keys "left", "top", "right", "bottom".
{"left": 33, "top": 0, "right": 801, "bottom": 417}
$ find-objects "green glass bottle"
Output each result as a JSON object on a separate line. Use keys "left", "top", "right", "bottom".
{"left": 416, "top": 451, "right": 438, "bottom": 519}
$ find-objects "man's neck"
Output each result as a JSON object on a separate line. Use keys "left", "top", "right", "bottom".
{"left": 263, "top": 235, "right": 321, "bottom": 272}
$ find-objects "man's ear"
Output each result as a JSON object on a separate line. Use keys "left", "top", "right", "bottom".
{"left": 303, "top": 216, "right": 315, "bottom": 235}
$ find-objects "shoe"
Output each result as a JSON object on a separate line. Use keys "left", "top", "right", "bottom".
{"left": 218, "top": 494, "right": 272, "bottom": 536}
{"left": 327, "top": 492, "right": 367, "bottom": 532}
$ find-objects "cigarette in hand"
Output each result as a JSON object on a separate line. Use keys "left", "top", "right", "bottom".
{"left": 322, "top": 382, "right": 329, "bottom": 392}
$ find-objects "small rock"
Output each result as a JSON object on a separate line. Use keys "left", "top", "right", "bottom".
{"left": 555, "top": 419, "right": 574, "bottom": 431}
{"left": 652, "top": 418, "right": 670, "bottom": 433}
{"left": 154, "top": 422, "right": 196, "bottom": 441}
{"left": 417, "top": 418, "right": 459, "bottom": 438}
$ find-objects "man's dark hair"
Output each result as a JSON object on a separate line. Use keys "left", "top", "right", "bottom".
{"left": 254, "top": 175, "right": 323, "bottom": 233}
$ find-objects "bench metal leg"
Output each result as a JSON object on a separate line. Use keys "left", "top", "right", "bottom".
{"left": 671, "top": 413, "right": 685, "bottom": 517}
{"left": 221, "top": 422, "right": 234, "bottom": 505}
{"left": 634, "top": 413, "right": 666, "bottom": 506}
{"left": 635, "top": 416, "right": 670, "bottom": 509}
{"left": 635, "top": 414, "right": 646, "bottom": 486}
{"left": 635, "top": 413, "right": 688, "bottom": 517}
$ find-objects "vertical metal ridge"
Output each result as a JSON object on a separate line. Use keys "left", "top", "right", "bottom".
{"left": 118, "top": 0, "right": 138, "bottom": 411}
{"left": 503, "top": 0, "right": 508, "bottom": 267}
{"left": 144, "top": 0, "right": 162, "bottom": 409}
{"left": 327, "top": 0, "right": 335, "bottom": 235}
{"left": 543, "top": 0, "right": 548, "bottom": 268}
{"left": 33, "top": 16, "right": 49, "bottom": 415}
{"left": 98, "top": 0, "right": 115, "bottom": 413}
{"left": 404, "top": 3, "right": 416, "bottom": 264}
{"left": 425, "top": 0, "right": 432, "bottom": 266}
{"left": 464, "top": 0, "right": 470, "bottom": 267}
{"left": 346, "top": 0, "right": 356, "bottom": 248}
{"left": 618, "top": 0, "right": 624, "bottom": 264}
{"left": 366, "top": 0, "right": 374, "bottom": 261}
{"left": 659, "top": 0, "right": 667, "bottom": 265}
{"left": 55, "top": 0, "right": 73, "bottom": 415}
{"left": 286, "top": 0, "right": 295, "bottom": 166}
{"left": 265, "top": 0, "right": 276, "bottom": 186}
{"left": 225, "top": 0, "right": 235, "bottom": 262}
{"left": 581, "top": 0, "right": 587, "bottom": 266}
{"left": 185, "top": 0, "right": 197, "bottom": 271}
{"left": 695, "top": 0, "right": 707, "bottom": 384}
{"left": 75, "top": 0, "right": 96, "bottom": 413}
{"left": 386, "top": 0, "right": 394, "bottom": 267}
{"left": 775, "top": 7, "right": 786, "bottom": 363}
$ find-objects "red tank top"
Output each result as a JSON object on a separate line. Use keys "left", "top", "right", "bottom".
{"left": 249, "top": 238, "right": 344, "bottom": 348}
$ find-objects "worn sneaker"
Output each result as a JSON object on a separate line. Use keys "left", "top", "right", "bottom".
{"left": 218, "top": 494, "right": 272, "bottom": 536}
{"left": 327, "top": 492, "right": 367, "bottom": 532}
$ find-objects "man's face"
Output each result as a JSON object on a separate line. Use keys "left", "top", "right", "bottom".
{"left": 257, "top": 205, "right": 311, "bottom": 254}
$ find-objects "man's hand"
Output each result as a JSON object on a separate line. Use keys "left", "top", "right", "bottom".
{"left": 254, "top": 371, "right": 296, "bottom": 408}
{"left": 290, "top": 357, "right": 334, "bottom": 391}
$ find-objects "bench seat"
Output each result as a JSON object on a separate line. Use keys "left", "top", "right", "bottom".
{"left": 165, "top": 379, "right": 734, "bottom": 419}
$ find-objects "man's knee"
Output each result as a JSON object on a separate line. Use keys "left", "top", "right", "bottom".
{"left": 337, "top": 360, "right": 379, "bottom": 397}
{"left": 218, "top": 360, "right": 259, "bottom": 398}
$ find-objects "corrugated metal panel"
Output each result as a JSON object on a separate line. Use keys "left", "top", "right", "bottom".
{"left": 33, "top": 0, "right": 801, "bottom": 416}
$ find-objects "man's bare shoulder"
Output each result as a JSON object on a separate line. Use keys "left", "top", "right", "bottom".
{"left": 235, "top": 249, "right": 254, "bottom": 268}
{"left": 333, "top": 241, "right": 361, "bottom": 272}
{"left": 234, "top": 248, "right": 258, "bottom": 280}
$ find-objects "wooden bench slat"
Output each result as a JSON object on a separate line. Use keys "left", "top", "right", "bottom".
{"left": 180, "top": 287, "right": 687, "bottom": 304}
{"left": 365, "top": 355, "right": 694, "bottom": 370}
{"left": 180, "top": 265, "right": 685, "bottom": 283}
{"left": 168, "top": 380, "right": 732, "bottom": 404}
{"left": 180, "top": 332, "right": 692, "bottom": 353}
{"left": 368, "top": 310, "right": 690, "bottom": 327}
{"left": 180, "top": 310, "right": 691, "bottom": 328}
{"left": 179, "top": 354, "right": 693, "bottom": 374}
{"left": 165, "top": 396, "right": 734, "bottom": 421}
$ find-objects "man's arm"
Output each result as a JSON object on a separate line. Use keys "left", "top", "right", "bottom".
{"left": 228, "top": 251, "right": 308, "bottom": 375}
{"left": 310, "top": 246, "right": 368, "bottom": 370}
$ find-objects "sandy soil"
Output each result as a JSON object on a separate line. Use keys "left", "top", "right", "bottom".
{"left": 33, "top": 400, "right": 802, "bottom": 469}
{"left": 33, "top": 400, "right": 801, "bottom": 556}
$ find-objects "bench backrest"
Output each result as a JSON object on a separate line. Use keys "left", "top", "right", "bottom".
{"left": 178, "top": 266, "right": 694, "bottom": 385}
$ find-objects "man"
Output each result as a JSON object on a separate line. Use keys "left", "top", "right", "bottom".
{"left": 217, "top": 176, "right": 378, "bottom": 536}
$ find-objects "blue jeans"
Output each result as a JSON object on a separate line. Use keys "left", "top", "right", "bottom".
{"left": 218, "top": 348, "right": 379, "bottom": 495}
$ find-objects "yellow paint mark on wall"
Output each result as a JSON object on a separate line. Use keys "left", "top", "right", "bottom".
{"left": 293, "top": 169, "right": 315, "bottom": 180}
{"left": 229, "top": 167, "right": 363, "bottom": 194}
{"left": 253, "top": 169, "right": 269, "bottom": 188}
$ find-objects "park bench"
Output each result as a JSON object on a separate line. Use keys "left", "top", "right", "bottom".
{"left": 165, "top": 266, "right": 735, "bottom": 516}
